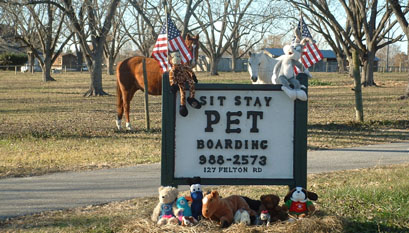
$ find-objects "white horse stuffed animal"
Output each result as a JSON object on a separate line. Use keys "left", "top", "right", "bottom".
{"left": 272, "top": 29, "right": 312, "bottom": 101}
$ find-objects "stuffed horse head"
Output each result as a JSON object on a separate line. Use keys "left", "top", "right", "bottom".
{"left": 185, "top": 34, "right": 199, "bottom": 67}
{"left": 202, "top": 190, "right": 221, "bottom": 219}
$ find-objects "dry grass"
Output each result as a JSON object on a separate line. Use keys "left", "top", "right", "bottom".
{"left": 0, "top": 71, "right": 408, "bottom": 178}
{"left": 1, "top": 164, "right": 407, "bottom": 232}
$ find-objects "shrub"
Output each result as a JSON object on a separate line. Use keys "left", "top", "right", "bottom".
{"left": 0, "top": 52, "right": 28, "bottom": 66}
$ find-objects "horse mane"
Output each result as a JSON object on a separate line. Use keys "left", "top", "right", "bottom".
{"left": 185, "top": 34, "right": 199, "bottom": 67}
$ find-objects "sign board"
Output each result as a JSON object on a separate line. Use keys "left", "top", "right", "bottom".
{"left": 161, "top": 73, "right": 308, "bottom": 188}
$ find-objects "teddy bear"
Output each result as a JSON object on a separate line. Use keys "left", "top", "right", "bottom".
{"left": 241, "top": 194, "right": 288, "bottom": 224}
{"left": 185, "top": 176, "right": 203, "bottom": 221}
{"left": 260, "top": 194, "right": 289, "bottom": 222}
{"left": 272, "top": 28, "right": 312, "bottom": 101}
{"left": 282, "top": 186, "right": 318, "bottom": 218}
{"left": 151, "top": 186, "right": 179, "bottom": 225}
{"left": 169, "top": 50, "right": 201, "bottom": 117}
{"left": 175, "top": 196, "right": 198, "bottom": 226}
{"left": 202, "top": 191, "right": 256, "bottom": 228}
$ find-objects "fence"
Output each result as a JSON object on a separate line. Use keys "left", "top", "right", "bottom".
{"left": 0, "top": 65, "right": 104, "bottom": 74}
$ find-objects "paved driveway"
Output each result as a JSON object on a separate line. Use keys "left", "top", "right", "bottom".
{"left": 1, "top": 142, "right": 408, "bottom": 220}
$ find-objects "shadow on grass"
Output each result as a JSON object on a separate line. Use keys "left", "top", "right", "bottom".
{"left": 1, "top": 127, "right": 162, "bottom": 140}
{"left": 0, "top": 215, "right": 116, "bottom": 232}
{"left": 343, "top": 219, "right": 409, "bottom": 233}
{"left": 307, "top": 120, "right": 409, "bottom": 150}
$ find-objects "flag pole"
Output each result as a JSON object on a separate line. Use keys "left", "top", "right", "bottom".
{"left": 164, "top": 0, "right": 170, "bottom": 70}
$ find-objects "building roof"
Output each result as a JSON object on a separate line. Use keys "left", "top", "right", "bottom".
{"left": 263, "top": 48, "right": 379, "bottom": 61}
{"left": 264, "top": 48, "right": 336, "bottom": 59}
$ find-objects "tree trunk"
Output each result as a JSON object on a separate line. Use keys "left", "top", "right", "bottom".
{"left": 336, "top": 55, "right": 347, "bottom": 73}
{"left": 399, "top": 39, "right": 409, "bottom": 100}
{"left": 84, "top": 50, "right": 108, "bottom": 96}
{"left": 352, "top": 49, "right": 364, "bottom": 122}
{"left": 28, "top": 52, "right": 35, "bottom": 73}
{"left": 399, "top": 79, "right": 409, "bottom": 99}
{"left": 106, "top": 56, "right": 115, "bottom": 75}
{"left": 42, "top": 55, "right": 55, "bottom": 82}
{"left": 210, "top": 56, "right": 219, "bottom": 76}
{"left": 76, "top": 51, "right": 83, "bottom": 71}
{"left": 362, "top": 51, "right": 376, "bottom": 86}
{"left": 231, "top": 57, "right": 237, "bottom": 72}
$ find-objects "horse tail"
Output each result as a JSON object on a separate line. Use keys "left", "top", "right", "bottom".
{"left": 116, "top": 62, "right": 124, "bottom": 121}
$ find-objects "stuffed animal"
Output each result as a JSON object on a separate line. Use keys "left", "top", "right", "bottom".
{"left": 233, "top": 209, "right": 251, "bottom": 225}
{"left": 272, "top": 28, "right": 312, "bottom": 101}
{"left": 181, "top": 216, "right": 198, "bottom": 226}
{"left": 186, "top": 176, "right": 203, "bottom": 221}
{"left": 202, "top": 191, "right": 256, "bottom": 228}
{"left": 169, "top": 51, "right": 201, "bottom": 117}
{"left": 175, "top": 196, "right": 197, "bottom": 226}
{"left": 176, "top": 197, "right": 192, "bottom": 221}
{"left": 259, "top": 210, "right": 271, "bottom": 226}
{"left": 260, "top": 194, "right": 288, "bottom": 222}
{"left": 283, "top": 187, "right": 318, "bottom": 218}
{"left": 242, "top": 194, "right": 288, "bottom": 223}
{"left": 151, "top": 186, "right": 179, "bottom": 225}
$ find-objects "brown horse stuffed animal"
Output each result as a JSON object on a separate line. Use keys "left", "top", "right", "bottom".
{"left": 202, "top": 191, "right": 256, "bottom": 228}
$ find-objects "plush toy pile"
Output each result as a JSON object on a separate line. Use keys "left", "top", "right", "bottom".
{"left": 151, "top": 183, "right": 318, "bottom": 228}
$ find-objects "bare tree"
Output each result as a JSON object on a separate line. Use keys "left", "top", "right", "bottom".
{"left": 388, "top": 0, "right": 409, "bottom": 99}
{"left": 286, "top": 0, "right": 364, "bottom": 121}
{"left": 126, "top": 0, "right": 202, "bottom": 57}
{"left": 63, "top": 0, "right": 120, "bottom": 96}
{"left": 125, "top": 0, "right": 162, "bottom": 57}
{"left": 288, "top": 0, "right": 402, "bottom": 86}
{"left": 104, "top": 2, "right": 129, "bottom": 75}
{"left": 226, "top": 1, "right": 277, "bottom": 72}
{"left": 28, "top": 3, "right": 73, "bottom": 81}
{"left": 192, "top": 0, "right": 255, "bottom": 75}
{"left": 299, "top": 12, "right": 350, "bottom": 73}
{"left": 2, "top": 1, "right": 72, "bottom": 81}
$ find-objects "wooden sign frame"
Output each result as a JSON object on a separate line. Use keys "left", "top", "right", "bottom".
{"left": 161, "top": 73, "right": 308, "bottom": 189}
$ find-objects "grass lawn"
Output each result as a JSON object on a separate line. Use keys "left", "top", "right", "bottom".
{"left": 0, "top": 164, "right": 407, "bottom": 232}
{"left": 0, "top": 71, "right": 408, "bottom": 232}
{"left": 0, "top": 71, "right": 408, "bottom": 178}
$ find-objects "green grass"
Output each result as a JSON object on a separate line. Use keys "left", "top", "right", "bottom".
{"left": 0, "top": 71, "right": 408, "bottom": 178}
{"left": 1, "top": 164, "right": 407, "bottom": 232}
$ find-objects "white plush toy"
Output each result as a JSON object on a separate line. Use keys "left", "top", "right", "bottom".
{"left": 272, "top": 28, "right": 312, "bottom": 101}
{"left": 233, "top": 208, "right": 251, "bottom": 225}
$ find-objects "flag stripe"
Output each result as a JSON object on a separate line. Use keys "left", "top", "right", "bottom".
{"left": 294, "top": 16, "right": 323, "bottom": 72}
{"left": 151, "top": 16, "right": 192, "bottom": 72}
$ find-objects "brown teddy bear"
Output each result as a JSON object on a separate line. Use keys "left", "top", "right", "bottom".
{"left": 202, "top": 191, "right": 256, "bottom": 228}
{"left": 151, "top": 186, "right": 179, "bottom": 225}
{"left": 282, "top": 187, "right": 318, "bottom": 218}
{"left": 242, "top": 194, "right": 288, "bottom": 224}
{"left": 260, "top": 194, "right": 288, "bottom": 222}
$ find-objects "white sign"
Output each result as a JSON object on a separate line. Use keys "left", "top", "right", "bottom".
{"left": 174, "top": 90, "right": 294, "bottom": 179}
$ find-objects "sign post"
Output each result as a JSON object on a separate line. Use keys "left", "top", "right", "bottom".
{"left": 161, "top": 73, "right": 308, "bottom": 188}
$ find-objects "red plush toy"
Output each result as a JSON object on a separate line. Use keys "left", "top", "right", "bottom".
{"left": 283, "top": 187, "right": 318, "bottom": 218}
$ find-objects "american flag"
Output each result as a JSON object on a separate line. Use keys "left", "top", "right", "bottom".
{"left": 151, "top": 16, "right": 192, "bottom": 72}
{"left": 298, "top": 16, "right": 323, "bottom": 69}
